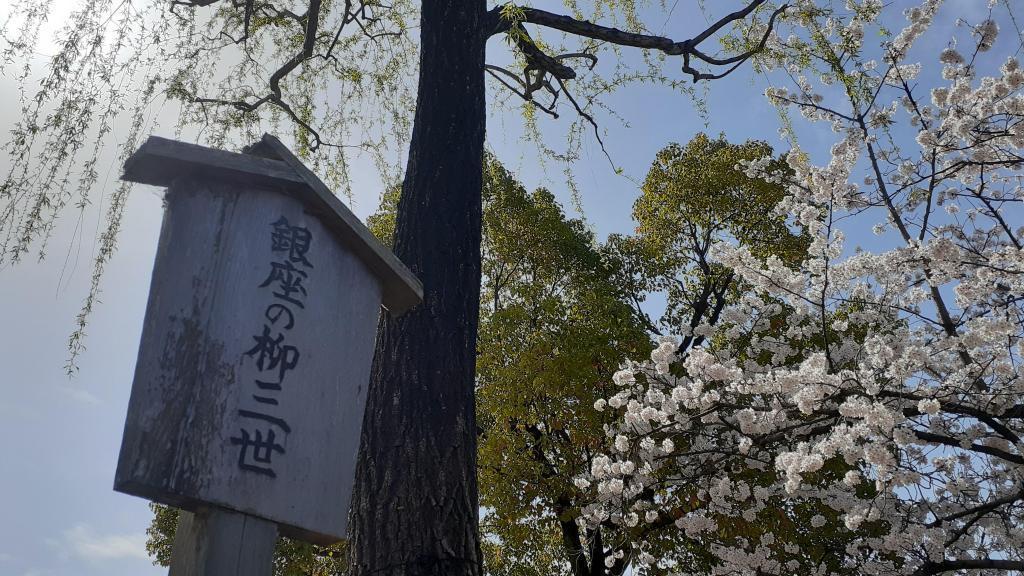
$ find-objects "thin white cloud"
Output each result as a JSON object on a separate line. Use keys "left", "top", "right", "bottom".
{"left": 56, "top": 385, "right": 101, "bottom": 405}
{"left": 63, "top": 524, "right": 149, "bottom": 561}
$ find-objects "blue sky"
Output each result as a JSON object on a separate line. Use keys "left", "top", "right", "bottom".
{"left": 0, "top": 1, "right": 1007, "bottom": 575}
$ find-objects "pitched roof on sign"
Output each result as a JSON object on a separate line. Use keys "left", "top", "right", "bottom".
{"left": 122, "top": 134, "right": 423, "bottom": 314}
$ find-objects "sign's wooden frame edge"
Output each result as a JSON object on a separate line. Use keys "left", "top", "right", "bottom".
{"left": 122, "top": 133, "right": 424, "bottom": 315}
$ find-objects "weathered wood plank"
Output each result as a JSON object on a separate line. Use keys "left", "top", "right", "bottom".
{"left": 123, "top": 136, "right": 306, "bottom": 189}
{"left": 115, "top": 178, "right": 380, "bottom": 543}
{"left": 169, "top": 508, "right": 277, "bottom": 576}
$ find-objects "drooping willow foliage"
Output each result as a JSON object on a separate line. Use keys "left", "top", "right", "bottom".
{"left": 0, "top": 0, "right": 788, "bottom": 370}
{"left": 1, "top": 0, "right": 419, "bottom": 369}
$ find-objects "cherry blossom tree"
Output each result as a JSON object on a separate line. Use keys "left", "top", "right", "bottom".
{"left": 576, "top": 1, "right": 1024, "bottom": 574}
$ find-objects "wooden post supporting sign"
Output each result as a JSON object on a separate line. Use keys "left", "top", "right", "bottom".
{"left": 169, "top": 509, "right": 277, "bottom": 576}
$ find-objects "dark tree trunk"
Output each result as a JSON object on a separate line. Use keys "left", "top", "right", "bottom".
{"left": 590, "top": 528, "right": 606, "bottom": 576}
{"left": 348, "top": 1, "right": 487, "bottom": 575}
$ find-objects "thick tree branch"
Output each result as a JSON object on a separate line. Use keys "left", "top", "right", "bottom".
{"left": 493, "top": 2, "right": 764, "bottom": 52}
{"left": 915, "top": 558, "right": 1024, "bottom": 575}
{"left": 927, "top": 489, "right": 1024, "bottom": 528}
{"left": 913, "top": 430, "right": 1024, "bottom": 465}
{"left": 484, "top": 1, "right": 786, "bottom": 170}
{"left": 489, "top": 1, "right": 787, "bottom": 83}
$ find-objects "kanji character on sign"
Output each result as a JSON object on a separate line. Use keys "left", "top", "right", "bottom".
{"left": 259, "top": 260, "right": 308, "bottom": 307}
{"left": 270, "top": 216, "right": 313, "bottom": 268}
{"left": 244, "top": 324, "right": 300, "bottom": 385}
{"left": 230, "top": 427, "right": 285, "bottom": 477}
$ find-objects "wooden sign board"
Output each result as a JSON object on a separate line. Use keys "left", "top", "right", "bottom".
{"left": 114, "top": 135, "right": 421, "bottom": 544}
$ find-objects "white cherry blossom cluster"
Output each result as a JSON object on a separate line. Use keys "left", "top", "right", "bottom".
{"left": 576, "top": 2, "right": 1024, "bottom": 574}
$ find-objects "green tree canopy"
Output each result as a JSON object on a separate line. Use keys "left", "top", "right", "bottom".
{"left": 474, "top": 159, "right": 651, "bottom": 576}
{"left": 610, "top": 132, "right": 809, "bottom": 338}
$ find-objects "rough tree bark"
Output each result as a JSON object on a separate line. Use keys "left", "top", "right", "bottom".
{"left": 348, "top": 1, "right": 488, "bottom": 575}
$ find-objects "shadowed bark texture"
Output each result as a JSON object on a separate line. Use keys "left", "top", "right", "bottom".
{"left": 348, "top": 1, "right": 487, "bottom": 575}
